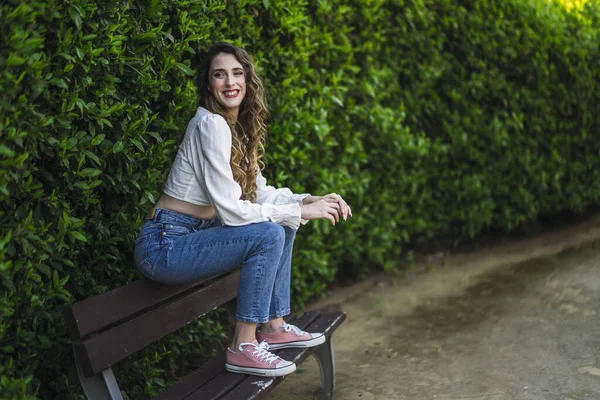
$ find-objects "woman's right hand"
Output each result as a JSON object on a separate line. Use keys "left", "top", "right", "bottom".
{"left": 300, "top": 200, "right": 341, "bottom": 225}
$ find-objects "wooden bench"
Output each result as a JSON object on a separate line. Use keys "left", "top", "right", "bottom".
{"left": 63, "top": 270, "right": 346, "bottom": 399}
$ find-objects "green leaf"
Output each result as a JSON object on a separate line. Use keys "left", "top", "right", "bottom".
{"left": 5, "top": 55, "right": 26, "bottom": 66}
{"left": 144, "top": 190, "right": 155, "bottom": 204}
{"left": 146, "top": 131, "right": 163, "bottom": 142}
{"left": 0, "top": 272, "right": 15, "bottom": 291}
{"left": 331, "top": 96, "right": 344, "bottom": 107}
{"left": 176, "top": 62, "right": 195, "bottom": 76}
{"left": 69, "top": 231, "right": 87, "bottom": 242}
{"left": 85, "top": 151, "right": 101, "bottom": 165}
{"left": 59, "top": 53, "right": 76, "bottom": 62}
{"left": 113, "top": 141, "right": 124, "bottom": 153}
{"left": 130, "top": 138, "right": 144, "bottom": 152}
{"left": 52, "top": 270, "right": 59, "bottom": 287}
{"left": 133, "top": 33, "right": 157, "bottom": 42}
{"left": 88, "top": 179, "right": 103, "bottom": 189}
{"left": 73, "top": 181, "right": 89, "bottom": 189}
{"left": 80, "top": 168, "right": 102, "bottom": 178}
{"left": 0, "top": 145, "right": 16, "bottom": 157}
{"left": 91, "top": 134, "right": 105, "bottom": 145}
{"left": 50, "top": 78, "right": 68, "bottom": 89}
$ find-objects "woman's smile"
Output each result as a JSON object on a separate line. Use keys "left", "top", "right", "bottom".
{"left": 223, "top": 89, "right": 240, "bottom": 98}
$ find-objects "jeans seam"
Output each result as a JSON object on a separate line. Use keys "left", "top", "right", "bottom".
{"left": 269, "top": 308, "right": 290, "bottom": 320}
{"left": 252, "top": 238, "right": 265, "bottom": 319}
{"left": 167, "top": 235, "right": 264, "bottom": 251}
{"left": 235, "top": 312, "right": 270, "bottom": 324}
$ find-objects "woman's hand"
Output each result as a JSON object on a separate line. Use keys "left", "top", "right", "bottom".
{"left": 300, "top": 200, "right": 341, "bottom": 226}
{"left": 303, "top": 193, "right": 352, "bottom": 221}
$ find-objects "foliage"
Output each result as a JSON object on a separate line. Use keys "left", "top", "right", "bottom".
{"left": 1, "top": 0, "right": 599, "bottom": 398}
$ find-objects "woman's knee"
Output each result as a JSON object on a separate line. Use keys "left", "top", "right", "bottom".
{"left": 258, "top": 222, "right": 286, "bottom": 243}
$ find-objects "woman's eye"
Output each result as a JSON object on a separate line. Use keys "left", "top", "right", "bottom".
{"left": 234, "top": 71, "right": 244, "bottom": 76}
{"left": 214, "top": 72, "right": 225, "bottom": 78}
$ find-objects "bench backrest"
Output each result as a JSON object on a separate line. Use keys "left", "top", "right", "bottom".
{"left": 64, "top": 271, "right": 240, "bottom": 377}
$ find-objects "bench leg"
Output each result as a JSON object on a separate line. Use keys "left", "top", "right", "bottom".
{"left": 75, "top": 345, "right": 124, "bottom": 400}
{"left": 312, "top": 336, "right": 336, "bottom": 400}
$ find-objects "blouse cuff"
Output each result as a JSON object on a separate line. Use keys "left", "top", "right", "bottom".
{"left": 266, "top": 202, "right": 302, "bottom": 230}
{"left": 290, "top": 193, "right": 310, "bottom": 205}
{"left": 290, "top": 193, "right": 310, "bottom": 226}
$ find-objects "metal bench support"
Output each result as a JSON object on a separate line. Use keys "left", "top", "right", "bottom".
{"left": 75, "top": 345, "right": 124, "bottom": 400}
{"left": 312, "top": 337, "right": 336, "bottom": 400}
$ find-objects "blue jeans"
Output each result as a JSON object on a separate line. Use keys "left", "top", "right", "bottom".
{"left": 134, "top": 208, "right": 294, "bottom": 323}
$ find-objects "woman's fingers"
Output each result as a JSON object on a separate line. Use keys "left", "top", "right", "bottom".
{"left": 328, "top": 213, "right": 336, "bottom": 225}
{"left": 322, "top": 194, "right": 351, "bottom": 220}
{"left": 323, "top": 206, "right": 337, "bottom": 225}
{"left": 325, "top": 202, "right": 339, "bottom": 223}
{"left": 304, "top": 196, "right": 349, "bottom": 225}
{"left": 340, "top": 200, "right": 348, "bottom": 219}
{"left": 323, "top": 201, "right": 340, "bottom": 225}
{"left": 332, "top": 194, "right": 348, "bottom": 219}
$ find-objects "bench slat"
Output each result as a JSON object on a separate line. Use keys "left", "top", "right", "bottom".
{"left": 155, "top": 311, "right": 319, "bottom": 400}
{"left": 221, "top": 312, "right": 347, "bottom": 400}
{"left": 64, "top": 278, "right": 212, "bottom": 339}
{"left": 153, "top": 355, "right": 226, "bottom": 400}
{"left": 182, "top": 311, "right": 322, "bottom": 400}
{"left": 76, "top": 271, "right": 240, "bottom": 377}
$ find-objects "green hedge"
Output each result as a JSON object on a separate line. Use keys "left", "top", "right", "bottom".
{"left": 1, "top": 0, "right": 599, "bottom": 398}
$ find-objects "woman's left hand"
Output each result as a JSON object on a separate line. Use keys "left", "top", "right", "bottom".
{"left": 303, "top": 193, "right": 352, "bottom": 220}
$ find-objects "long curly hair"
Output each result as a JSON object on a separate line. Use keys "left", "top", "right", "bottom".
{"left": 195, "top": 43, "right": 269, "bottom": 202}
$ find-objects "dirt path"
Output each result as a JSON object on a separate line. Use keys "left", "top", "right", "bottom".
{"left": 268, "top": 216, "right": 600, "bottom": 400}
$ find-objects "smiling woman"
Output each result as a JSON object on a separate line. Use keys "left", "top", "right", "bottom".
{"left": 209, "top": 54, "right": 247, "bottom": 120}
{"left": 133, "top": 42, "right": 352, "bottom": 377}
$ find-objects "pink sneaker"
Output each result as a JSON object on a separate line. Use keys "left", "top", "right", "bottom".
{"left": 225, "top": 340, "right": 296, "bottom": 377}
{"left": 257, "top": 323, "right": 326, "bottom": 350}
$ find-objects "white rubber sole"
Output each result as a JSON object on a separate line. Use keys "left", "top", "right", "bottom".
{"left": 266, "top": 333, "right": 326, "bottom": 350}
{"left": 225, "top": 362, "right": 297, "bottom": 377}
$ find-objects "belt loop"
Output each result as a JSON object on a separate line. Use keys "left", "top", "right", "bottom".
{"left": 152, "top": 208, "right": 162, "bottom": 222}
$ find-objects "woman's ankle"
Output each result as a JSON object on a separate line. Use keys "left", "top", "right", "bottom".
{"left": 261, "top": 318, "right": 285, "bottom": 334}
{"left": 232, "top": 321, "right": 258, "bottom": 350}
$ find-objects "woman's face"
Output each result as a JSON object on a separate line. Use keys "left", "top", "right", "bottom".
{"left": 209, "top": 53, "right": 247, "bottom": 118}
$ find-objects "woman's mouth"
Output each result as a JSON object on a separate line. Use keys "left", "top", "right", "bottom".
{"left": 222, "top": 90, "right": 240, "bottom": 98}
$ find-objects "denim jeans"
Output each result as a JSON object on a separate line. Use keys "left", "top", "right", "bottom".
{"left": 134, "top": 208, "right": 294, "bottom": 323}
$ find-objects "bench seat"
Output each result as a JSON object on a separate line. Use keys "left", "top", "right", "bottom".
{"left": 63, "top": 270, "right": 346, "bottom": 400}
{"left": 157, "top": 311, "right": 346, "bottom": 400}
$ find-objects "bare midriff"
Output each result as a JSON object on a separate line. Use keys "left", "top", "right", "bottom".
{"left": 155, "top": 193, "right": 216, "bottom": 220}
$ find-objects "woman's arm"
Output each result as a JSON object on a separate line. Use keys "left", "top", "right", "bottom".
{"left": 255, "top": 171, "right": 309, "bottom": 205}
{"left": 187, "top": 114, "right": 302, "bottom": 228}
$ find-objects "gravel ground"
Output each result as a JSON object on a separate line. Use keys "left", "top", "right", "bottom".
{"left": 268, "top": 216, "right": 600, "bottom": 400}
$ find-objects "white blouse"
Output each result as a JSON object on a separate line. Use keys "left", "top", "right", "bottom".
{"left": 162, "top": 107, "right": 308, "bottom": 229}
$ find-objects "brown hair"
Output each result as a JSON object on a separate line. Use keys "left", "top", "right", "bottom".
{"left": 195, "top": 43, "right": 269, "bottom": 202}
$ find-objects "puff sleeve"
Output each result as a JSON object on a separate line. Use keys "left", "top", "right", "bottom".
{"left": 185, "top": 114, "right": 302, "bottom": 229}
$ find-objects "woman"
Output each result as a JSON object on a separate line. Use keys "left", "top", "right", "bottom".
{"left": 134, "top": 42, "right": 352, "bottom": 377}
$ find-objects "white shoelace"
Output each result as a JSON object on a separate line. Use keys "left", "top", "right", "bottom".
{"left": 239, "top": 341, "right": 279, "bottom": 365}
{"left": 282, "top": 323, "right": 305, "bottom": 336}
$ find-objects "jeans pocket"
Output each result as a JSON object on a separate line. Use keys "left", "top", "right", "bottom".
{"left": 159, "top": 223, "right": 194, "bottom": 243}
{"left": 135, "top": 232, "right": 154, "bottom": 245}
{"left": 137, "top": 259, "right": 154, "bottom": 280}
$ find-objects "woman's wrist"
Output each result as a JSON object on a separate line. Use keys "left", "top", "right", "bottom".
{"left": 302, "top": 195, "right": 320, "bottom": 205}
